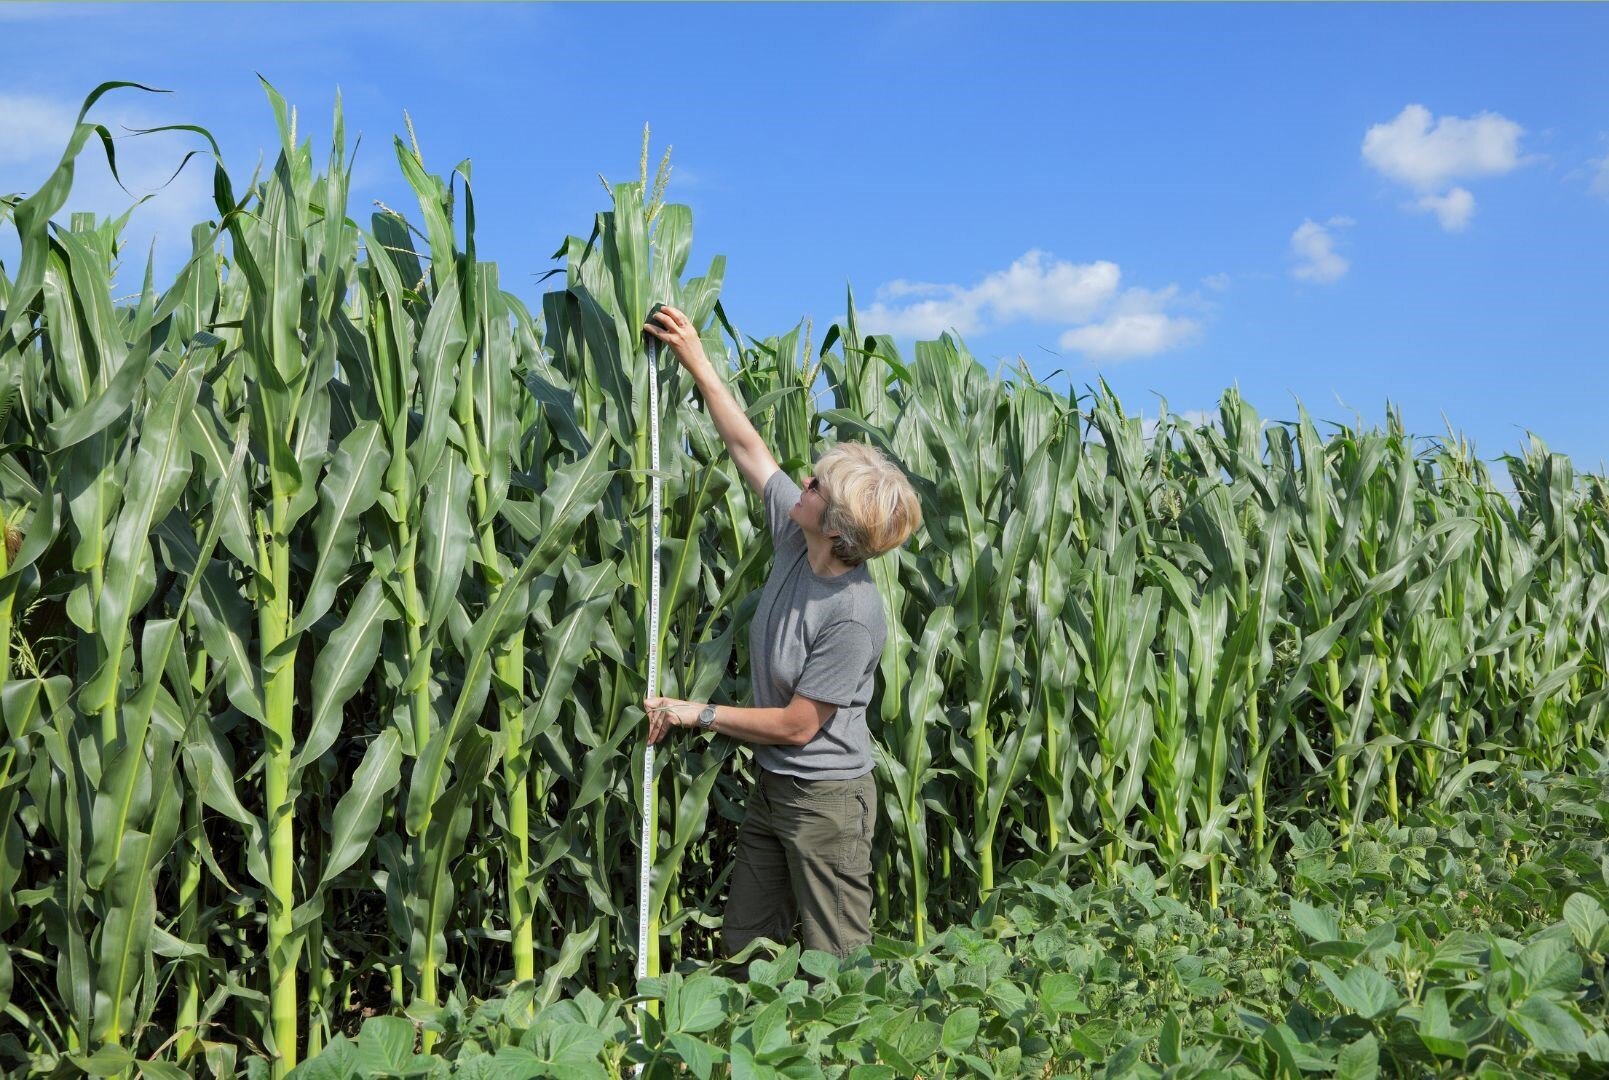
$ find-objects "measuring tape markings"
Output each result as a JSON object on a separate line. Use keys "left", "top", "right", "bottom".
{"left": 636, "top": 335, "right": 661, "bottom": 995}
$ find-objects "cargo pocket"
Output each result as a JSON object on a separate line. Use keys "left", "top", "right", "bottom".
{"left": 837, "top": 788, "right": 873, "bottom": 873}
{"left": 832, "top": 787, "right": 875, "bottom": 954}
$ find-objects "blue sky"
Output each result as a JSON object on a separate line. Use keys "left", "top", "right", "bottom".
{"left": 4, "top": 2, "right": 1606, "bottom": 474}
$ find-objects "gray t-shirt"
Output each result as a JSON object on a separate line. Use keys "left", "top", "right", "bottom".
{"left": 748, "top": 470, "right": 885, "bottom": 780}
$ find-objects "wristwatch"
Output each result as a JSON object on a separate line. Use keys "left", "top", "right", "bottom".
{"left": 698, "top": 703, "right": 718, "bottom": 731}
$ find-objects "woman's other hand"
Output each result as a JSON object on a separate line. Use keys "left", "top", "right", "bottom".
{"left": 643, "top": 305, "right": 712, "bottom": 375}
{"left": 643, "top": 696, "right": 701, "bottom": 744}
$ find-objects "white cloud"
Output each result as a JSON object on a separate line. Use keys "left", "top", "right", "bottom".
{"left": 0, "top": 94, "right": 78, "bottom": 165}
{"left": 1361, "top": 104, "right": 1525, "bottom": 233}
{"left": 1362, "top": 104, "right": 1524, "bottom": 191}
{"left": 857, "top": 250, "right": 1119, "bottom": 340}
{"left": 1590, "top": 154, "right": 1609, "bottom": 200}
{"left": 1202, "top": 272, "right": 1231, "bottom": 291}
{"left": 857, "top": 292, "right": 983, "bottom": 339}
{"left": 1416, "top": 186, "right": 1475, "bottom": 231}
{"left": 1058, "top": 311, "right": 1200, "bottom": 363}
{"left": 967, "top": 251, "right": 1119, "bottom": 323}
{"left": 858, "top": 251, "right": 1196, "bottom": 363}
{"left": 665, "top": 163, "right": 709, "bottom": 190}
{"left": 874, "top": 279, "right": 949, "bottom": 300}
{"left": 0, "top": 91, "right": 216, "bottom": 287}
{"left": 1056, "top": 286, "right": 1201, "bottom": 363}
{"left": 1290, "top": 217, "right": 1351, "bottom": 283}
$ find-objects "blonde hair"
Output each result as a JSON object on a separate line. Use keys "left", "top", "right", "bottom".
{"left": 814, "top": 442, "right": 924, "bottom": 565}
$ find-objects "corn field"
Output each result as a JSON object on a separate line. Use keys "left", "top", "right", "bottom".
{"left": 1, "top": 83, "right": 1606, "bottom": 1075}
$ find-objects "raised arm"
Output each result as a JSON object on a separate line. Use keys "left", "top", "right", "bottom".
{"left": 645, "top": 305, "right": 780, "bottom": 497}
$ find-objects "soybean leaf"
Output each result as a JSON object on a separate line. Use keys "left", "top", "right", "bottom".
{"left": 1564, "top": 893, "right": 1607, "bottom": 953}
{"left": 353, "top": 1015, "right": 416, "bottom": 1073}
{"left": 941, "top": 1006, "right": 980, "bottom": 1055}
{"left": 1040, "top": 972, "right": 1084, "bottom": 1017}
{"left": 1336, "top": 1033, "right": 1380, "bottom": 1080}
{"left": 667, "top": 1034, "right": 724, "bottom": 1080}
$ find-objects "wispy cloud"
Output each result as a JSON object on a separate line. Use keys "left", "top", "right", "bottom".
{"left": 0, "top": 93, "right": 80, "bottom": 165}
{"left": 1290, "top": 216, "right": 1352, "bottom": 283}
{"left": 1361, "top": 104, "right": 1525, "bottom": 232}
{"left": 858, "top": 251, "right": 1198, "bottom": 364}
{"left": 1590, "top": 152, "right": 1609, "bottom": 200}
{"left": 1415, "top": 186, "right": 1475, "bottom": 231}
{"left": 0, "top": 91, "right": 215, "bottom": 285}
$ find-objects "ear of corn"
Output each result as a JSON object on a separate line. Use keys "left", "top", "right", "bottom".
{"left": 0, "top": 82, "right": 1605, "bottom": 1072}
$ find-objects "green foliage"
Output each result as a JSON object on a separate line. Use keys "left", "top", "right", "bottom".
{"left": 2, "top": 79, "right": 1607, "bottom": 1076}
{"left": 296, "top": 767, "right": 1609, "bottom": 1078}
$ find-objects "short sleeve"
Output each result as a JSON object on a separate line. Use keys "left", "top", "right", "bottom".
{"left": 762, "top": 469, "right": 803, "bottom": 547}
{"left": 794, "top": 621, "right": 878, "bottom": 707}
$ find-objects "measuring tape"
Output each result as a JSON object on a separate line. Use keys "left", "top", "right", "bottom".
{"left": 636, "top": 334, "right": 662, "bottom": 996}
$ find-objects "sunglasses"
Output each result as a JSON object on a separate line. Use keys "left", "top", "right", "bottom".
{"left": 805, "top": 477, "right": 824, "bottom": 497}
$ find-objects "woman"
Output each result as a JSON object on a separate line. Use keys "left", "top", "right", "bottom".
{"left": 641, "top": 304, "right": 922, "bottom": 960}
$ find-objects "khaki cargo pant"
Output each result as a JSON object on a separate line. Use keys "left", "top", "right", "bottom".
{"left": 722, "top": 769, "right": 876, "bottom": 959}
